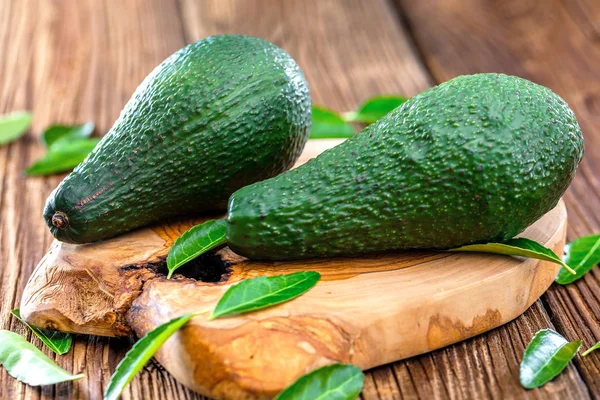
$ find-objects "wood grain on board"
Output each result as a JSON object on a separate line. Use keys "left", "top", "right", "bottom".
{"left": 0, "top": 0, "right": 598, "bottom": 399}
{"left": 19, "top": 138, "right": 568, "bottom": 399}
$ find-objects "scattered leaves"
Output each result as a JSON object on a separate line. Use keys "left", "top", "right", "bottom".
{"left": 104, "top": 314, "right": 196, "bottom": 400}
{"left": 0, "top": 111, "right": 32, "bottom": 145}
{"left": 274, "top": 363, "right": 364, "bottom": 400}
{"left": 449, "top": 237, "right": 576, "bottom": 275}
{"left": 11, "top": 309, "right": 72, "bottom": 355}
{"left": 556, "top": 234, "right": 600, "bottom": 285}
{"left": 310, "top": 106, "right": 355, "bottom": 139}
{"left": 26, "top": 138, "right": 99, "bottom": 176}
{"left": 166, "top": 219, "right": 228, "bottom": 279}
{"left": 42, "top": 122, "right": 94, "bottom": 147}
{"left": 520, "top": 329, "right": 581, "bottom": 389}
{"left": 0, "top": 330, "right": 83, "bottom": 386}
{"left": 343, "top": 95, "right": 406, "bottom": 124}
{"left": 210, "top": 271, "right": 321, "bottom": 320}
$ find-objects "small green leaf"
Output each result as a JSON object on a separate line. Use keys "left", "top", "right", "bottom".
{"left": 166, "top": 219, "right": 228, "bottom": 279}
{"left": 582, "top": 342, "right": 600, "bottom": 357}
{"left": 556, "top": 234, "right": 600, "bottom": 285}
{"left": 310, "top": 106, "right": 355, "bottom": 139}
{"left": 42, "top": 122, "right": 94, "bottom": 147}
{"left": 343, "top": 95, "right": 407, "bottom": 124}
{"left": 0, "top": 330, "right": 83, "bottom": 386}
{"left": 104, "top": 313, "right": 196, "bottom": 400}
{"left": 11, "top": 309, "right": 72, "bottom": 355}
{"left": 448, "top": 237, "right": 576, "bottom": 275}
{"left": 0, "top": 111, "right": 32, "bottom": 145}
{"left": 520, "top": 329, "right": 581, "bottom": 389}
{"left": 210, "top": 271, "right": 321, "bottom": 320}
{"left": 274, "top": 363, "right": 364, "bottom": 400}
{"left": 26, "top": 138, "right": 100, "bottom": 176}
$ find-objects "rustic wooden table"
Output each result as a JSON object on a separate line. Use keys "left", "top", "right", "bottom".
{"left": 1, "top": 0, "right": 598, "bottom": 399}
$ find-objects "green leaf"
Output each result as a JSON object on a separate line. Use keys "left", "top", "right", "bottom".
{"left": 0, "top": 111, "right": 32, "bottom": 145}
{"left": 310, "top": 106, "right": 355, "bottom": 139}
{"left": 448, "top": 237, "right": 576, "bottom": 275}
{"left": 519, "top": 329, "right": 581, "bottom": 389}
{"left": 166, "top": 219, "right": 228, "bottom": 279}
{"left": 210, "top": 271, "right": 321, "bottom": 320}
{"left": 11, "top": 309, "right": 72, "bottom": 355}
{"left": 343, "top": 95, "right": 407, "bottom": 124}
{"left": 556, "top": 234, "right": 600, "bottom": 285}
{"left": 274, "top": 363, "right": 364, "bottom": 400}
{"left": 0, "top": 330, "right": 83, "bottom": 385}
{"left": 582, "top": 342, "right": 600, "bottom": 357}
{"left": 26, "top": 138, "right": 100, "bottom": 176}
{"left": 42, "top": 121, "right": 94, "bottom": 147}
{"left": 104, "top": 313, "right": 196, "bottom": 400}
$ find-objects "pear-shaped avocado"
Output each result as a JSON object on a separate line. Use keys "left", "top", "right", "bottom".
{"left": 44, "top": 35, "right": 311, "bottom": 243}
{"left": 226, "top": 74, "right": 583, "bottom": 260}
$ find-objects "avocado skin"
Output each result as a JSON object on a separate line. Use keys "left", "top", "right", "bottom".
{"left": 44, "top": 35, "right": 311, "bottom": 244}
{"left": 226, "top": 74, "right": 583, "bottom": 260}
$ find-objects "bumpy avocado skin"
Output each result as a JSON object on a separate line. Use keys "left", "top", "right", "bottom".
{"left": 227, "top": 74, "right": 583, "bottom": 260}
{"left": 44, "top": 35, "right": 311, "bottom": 243}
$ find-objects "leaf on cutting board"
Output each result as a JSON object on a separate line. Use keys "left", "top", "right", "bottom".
{"left": 11, "top": 309, "right": 72, "bottom": 355}
{"left": 0, "top": 111, "right": 32, "bottom": 145}
{"left": 520, "top": 329, "right": 581, "bottom": 389}
{"left": 26, "top": 138, "right": 100, "bottom": 176}
{"left": 310, "top": 106, "right": 355, "bottom": 139}
{"left": 448, "top": 237, "right": 576, "bottom": 274}
{"left": 274, "top": 363, "right": 364, "bottom": 400}
{"left": 556, "top": 234, "right": 600, "bottom": 285}
{"left": 343, "top": 95, "right": 407, "bottom": 124}
{"left": 582, "top": 342, "right": 600, "bottom": 357}
{"left": 210, "top": 271, "right": 321, "bottom": 320}
{"left": 104, "top": 313, "right": 196, "bottom": 400}
{"left": 42, "top": 122, "right": 95, "bottom": 147}
{"left": 166, "top": 218, "right": 228, "bottom": 279}
{"left": 0, "top": 330, "right": 83, "bottom": 386}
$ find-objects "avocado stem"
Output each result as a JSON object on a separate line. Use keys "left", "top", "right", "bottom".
{"left": 51, "top": 212, "right": 70, "bottom": 230}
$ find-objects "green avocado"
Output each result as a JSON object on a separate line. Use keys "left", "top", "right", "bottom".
{"left": 44, "top": 35, "right": 311, "bottom": 244}
{"left": 226, "top": 73, "right": 583, "bottom": 260}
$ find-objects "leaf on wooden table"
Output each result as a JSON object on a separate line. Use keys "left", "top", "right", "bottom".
{"left": 343, "top": 95, "right": 407, "bottom": 124}
{"left": 104, "top": 313, "right": 196, "bottom": 400}
{"left": 210, "top": 271, "right": 321, "bottom": 320}
{"left": 274, "top": 363, "right": 364, "bottom": 400}
{"left": 448, "top": 237, "right": 576, "bottom": 274}
{"left": 166, "top": 218, "right": 228, "bottom": 279}
{"left": 556, "top": 234, "right": 600, "bottom": 285}
{"left": 519, "top": 329, "right": 581, "bottom": 389}
{"left": 310, "top": 106, "right": 355, "bottom": 139}
{"left": 11, "top": 309, "right": 72, "bottom": 355}
{"left": 25, "top": 138, "right": 100, "bottom": 176}
{"left": 582, "top": 342, "right": 600, "bottom": 357}
{"left": 0, "top": 111, "right": 32, "bottom": 145}
{"left": 42, "top": 121, "right": 95, "bottom": 147}
{"left": 0, "top": 330, "right": 83, "bottom": 386}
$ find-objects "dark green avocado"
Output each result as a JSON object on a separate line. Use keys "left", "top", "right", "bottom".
{"left": 44, "top": 35, "right": 311, "bottom": 244}
{"left": 226, "top": 73, "right": 583, "bottom": 260}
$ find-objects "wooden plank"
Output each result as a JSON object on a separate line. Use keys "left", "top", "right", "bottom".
{"left": 0, "top": 0, "right": 201, "bottom": 399}
{"left": 178, "top": 0, "right": 433, "bottom": 108}
{"left": 396, "top": 0, "right": 599, "bottom": 397}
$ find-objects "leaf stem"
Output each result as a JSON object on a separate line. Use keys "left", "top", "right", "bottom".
{"left": 560, "top": 260, "right": 576, "bottom": 275}
{"left": 341, "top": 111, "right": 357, "bottom": 122}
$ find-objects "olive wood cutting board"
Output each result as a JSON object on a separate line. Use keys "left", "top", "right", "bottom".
{"left": 20, "top": 139, "right": 567, "bottom": 400}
